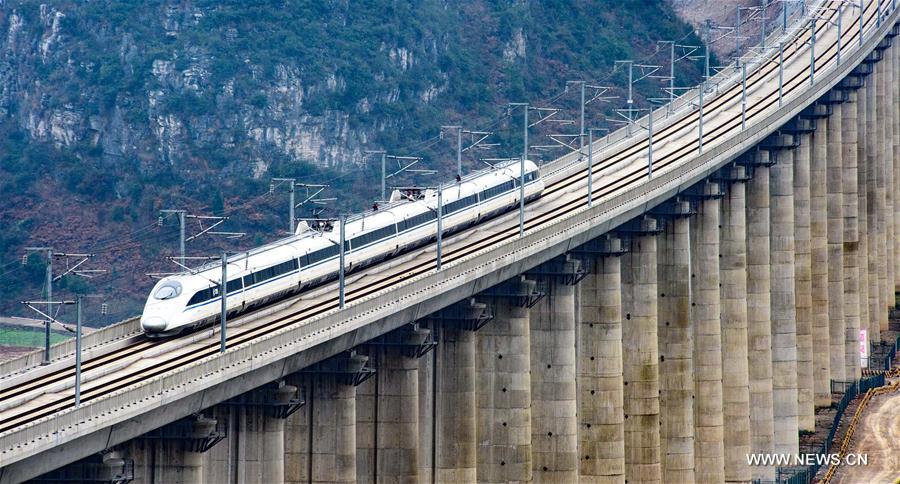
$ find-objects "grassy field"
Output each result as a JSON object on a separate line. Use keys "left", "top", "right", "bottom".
{"left": 0, "top": 326, "right": 70, "bottom": 348}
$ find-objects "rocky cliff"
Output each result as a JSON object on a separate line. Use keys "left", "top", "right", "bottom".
{"left": 0, "top": 0, "right": 703, "bottom": 322}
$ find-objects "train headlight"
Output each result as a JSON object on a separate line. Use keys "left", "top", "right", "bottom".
{"left": 154, "top": 281, "right": 183, "bottom": 300}
{"left": 142, "top": 317, "right": 168, "bottom": 332}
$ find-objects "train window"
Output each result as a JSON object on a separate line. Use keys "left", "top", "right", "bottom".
{"left": 154, "top": 281, "right": 182, "bottom": 300}
{"left": 187, "top": 286, "right": 219, "bottom": 306}
{"left": 351, "top": 224, "right": 398, "bottom": 249}
{"left": 227, "top": 278, "right": 242, "bottom": 294}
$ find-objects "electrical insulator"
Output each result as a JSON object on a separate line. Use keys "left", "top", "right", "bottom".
{"left": 269, "top": 182, "right": 275, "bottom": 193}
{"left": 22, "top": 254, "right": 28, "bottom": 265}
{"left": 101, "top": 303, "right": 108, "bottom": 315}
{"left": 157, "top": 215, "right": 164, "bottom": 227}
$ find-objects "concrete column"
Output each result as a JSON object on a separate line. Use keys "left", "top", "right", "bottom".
{"left": 475, "top": 279, "right": 535, "bottom": 482}
{"left": 128, "top": 416, "right": 219, "bottom": 484}
{"left": 770, "top": 144, "right": 799, "bottom": 454}
{"left": 841, "top": 89, "right": 861, "bottom": 379}
{"left": 622, "top": 218, "right": 661, "bottom": 483}
{"left": 719, "top": 169, "right": 751, "bottom": 483}
{"left": 866, "top": 66, "right": 880, "bottom": 349}
{"left": 287, "top": 376, "right": 358, "bottom": 484}
{"left": 204, "top": 385, "right": 298, "bottom": 484}
{"left": 357, "top": 328, "right": 428, "bottom": 484}
{"left": 528, "top": 260, "right": 579, "bottom": 482}
{"left": 131, "top": 441, "right": 203, "bottom": 484}
{"left": 875, "top": 53, "right": 890, "bottom": 334}
{"left": 894, "top": 45, "right": 900, "bottom": 294}
{"left": 578, "top": 237, "right": 626, "bottom": 483}
{"left": 884, "top": 45, "right": 896, "bottom": 308}
{"left": 793, "top": 131, "right": 814, "bottom": 433}
{"left": 829, "top": 101, "right": 846, "bottom": 383}
{"left": 433, "top": 321, "right": 478, "bottom": 482}
{"left": 690, "top": 186, "right": 725, "bottom": 483}
{"left": 656, "top": 207, "right": 694, "bottom": 484}
{"left": 856, "top": 77, "right": 872, "bottom": 355}
{"left": 745, "top": 151, "right": 776, "bottom": 481}
{"left": 810, "top": 110, "right": 831, "bottom": 408}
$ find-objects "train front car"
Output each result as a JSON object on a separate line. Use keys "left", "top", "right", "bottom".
{"left": 140, "top": 275, "right": 196, "bottom": 337}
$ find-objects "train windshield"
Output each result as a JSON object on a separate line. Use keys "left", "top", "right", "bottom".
{"left": 154, "top": 281, "right": 182, "bottom": 300}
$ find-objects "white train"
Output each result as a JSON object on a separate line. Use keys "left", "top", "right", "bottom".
{"left": 140, "top": 160, "right": 544, "bottom": 336}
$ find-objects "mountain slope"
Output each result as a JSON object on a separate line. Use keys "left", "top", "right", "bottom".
{"left": 0, "top": 0, "right": 703, "bottom": 322}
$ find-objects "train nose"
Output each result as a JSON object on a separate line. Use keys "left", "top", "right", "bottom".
{"left": 141, "top": 317, "right": 168, "bottom": 333}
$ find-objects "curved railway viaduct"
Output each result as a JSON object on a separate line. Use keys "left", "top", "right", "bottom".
{"left": 2, "top": 0, "right": 900, "bottom": 482}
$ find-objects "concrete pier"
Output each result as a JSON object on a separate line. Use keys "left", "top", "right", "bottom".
{"left": 621, "top": 217, "right": 661, "bottom": 483}
{"left": 357, "top": 326, "right": 430, "bottom": 484}
{"left": 768, "top": 140, "right": 799, "bottom": 454}
{"left": 894, "top": 45, "right": 900, "bottom": 294}
{"left": 875, "top": 53, "right": 889, "bottom": 336}
{"left": 475, "top": 278, "right": 537, "bottom": 482}
{"left": 792, "top": 128, "right": 814, "bottom": 432}
{"left": 856, "top": 75, "right": 872, "bottom": 355}
{"left": 204, "top": 384, "right": 300, "bottom": 484}
{"left": 884, "top": 43, "right": 896, "bottom": 306}
{"left": 744, "top": 151, "right": 776, "bottom": 481}
{"left": 655, "top": 202, "right": 694, "bottom": 484}
{"left": 528, "top": 259, "right": 580, "bottom": 482}
{"left": 422, "top": 301, "right": 486, "bottom": 483}
{"left": 840, "top": 87, "right": 861, "bottom": 378}
{"left": 718, "top": 167, "right": 752, "bottom": 482}
{"left": 577, "top": 237, "right": 626, "bottom": 483}
{"left": 689, "top": 183, "right": 725, "bottom": 483}
{"left": 865, "top": 60, "right": 880, "bottom": 349}
{"left": 808, "top": 107, "right": 831, "bottom": 408}
{"left": 127, "top": 416, "right": 221, "bottom": 484}
{"left": 828, "top": 100, "right": 846, "bottom": 383}
{"left": 286, "top": 353, "right": 368, "bottom": 484}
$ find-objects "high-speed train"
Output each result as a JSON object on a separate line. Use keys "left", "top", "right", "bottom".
{"left": 140, "top": 159, "right": 544, "bottom": 336}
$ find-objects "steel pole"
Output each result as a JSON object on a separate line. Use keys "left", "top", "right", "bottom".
{"left": 778, "top": 42, "right": 784, "bottom": 107}
{"left": 762, "top": 0, "right": 769, "bottom": 47}
{"left": 436, "top": 186, "right": 443, "bottom": 271}
{"left": 579, "top": 81, "right": 586, "bottom": 158}
{"left": 669, "top": 42, "right": 676, "bottom": 115}
{"left": 220, "top": 253, "right": 227, "bottom": 353}
{"left": 810, "top": 18, "right": 816, "bottom": 85}
{"left": 520, "top": 105, "right": 528, "bottom": 238}
{"left": 741, "top": 63, "right": 747, "bottom": 130}
{"left": 289, "top": 182, "right": 295, "bottom": 234}
{"left": 44, "top": 250, "right": 51, "bottom": 365}
{"left": 837, "top": 12, "right": 842, "bottom": 65}
{"left": 588, "top": 129, "right": 594, "bottom": 208}
{"left": 860, "top": 0, "right": 864, "bottom": 47}
{"left": 704, "top": 20, "right": 712, "bottom": 81}
{"left": 648, "top": 110, "right": 654, "bottom": 179}
{"left": 339, "top": 215, "right": 346, "bottom": 308}
{"left": 783, "top": 0, "right": 788, "bottom": 31}
{"left": 699, "top": 83, "right": 705, "bottom": 154}
{"left": 380, "top": 152, "right": 387, "bottom": 201}
{"left": 75, "top": 295, "right": 82, "bottom": 407}
{"left": 178, "top": 211, "right": 185, "bottom": 268}
{"left": 456, "top": 128, "right": 462, "bottom": 177}
{"left": 737, "top": 8, "right": 742, "bottom": 57}
{"left": 627, "top": 62, "right": 634, "bottom": 136}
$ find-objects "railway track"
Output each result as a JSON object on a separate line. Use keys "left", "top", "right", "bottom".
{"left": 0, "top": 0, "right": 879, "bottom": 436}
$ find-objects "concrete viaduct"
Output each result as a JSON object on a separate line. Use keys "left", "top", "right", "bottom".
{"left": 1, "top": 0, "right": 899, "bottom": 482}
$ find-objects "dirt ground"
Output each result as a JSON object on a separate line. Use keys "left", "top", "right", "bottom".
{"left": 831, "top": 382, "right": 900, "bottom": 483}
{"left": 0, "top": 345, "right": 35, "bottom": 362}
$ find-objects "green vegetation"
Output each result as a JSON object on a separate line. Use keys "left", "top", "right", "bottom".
{"left": 0, "top": 326, "right": 70, "bottom": 348}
